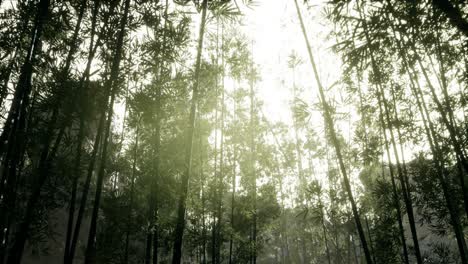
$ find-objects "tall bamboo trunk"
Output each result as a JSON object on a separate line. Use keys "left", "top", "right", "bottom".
{"left": 199, "top": 121, "right": 207, "bottom": 264}
{"left": 0, "top": 1, "right": 50, "bottom": 258}
{"left": 228, "top": 87, "right": 237, "bottom": 264}
{"left": 249, "top": 52, "right": 257, "bottom": 264}
{"left": 0, "top": 1, "right": 35, "bottom": 109}
{"left": 61, "top": 1, "right": 100, "bottom": 262}
{"left": 412, "top": 46, "right": 468, "bottom": 216}
{"left": 145, "top": 14, "right": 161, "bottom": 264}
{"left": 385, "top": 10, "right": 468, "bottom": 261}
{"left": 83, "top": 0, "right": 131, "bottom": 262}
{"left": 414, "top": 47, "right": 468, "bottom": 173}
{"left": 412, "top": 72, "right": 468, "bottom": 263}
{"left": 68, "top": 106, "right": 106, "bottom": 264}
{"left": 67, "top": 15, "right": 111, "bottom": 264}
{"left": 5, "top": 108, "right": 58, "bottom": 264}
{"left": 356, "top": 3, "right": 423, "bottom": 262}
{"left": 1, "top": 0, "right": 89, "bottom": 262}
{"left": 0, "top": 0, "right": 49, "bottom": 157}
{"left": 228, "top": 146, "right": 236, "bottom": 264}
{"left": 376, "top": 88, "right": 410, "bottom": 264}
{"left": 150, "top": 2, "right": 169, "bottom": 262}
{"left": 280, "top": 179, "right": 289, "bottom": 264}
{"left": 262, "top": 116, "right": 292, "bottom": 263}
{"left": 64, "top": 2, "right": 118, "bottom": 262}
{"left": 364, "top": 216, "right": 376, "bottom": 264}
{"left": 379, "top": 81, "right": 422, "bottom": 264}
{"left": 410, "top": 52, "right": 468, "bottom": 264}
{"left": 4, "top": 79, "right": 64, "bottom": 263}
{"left": 151, "top": 72, "right": 162, "bottom": 264}
{"left": 293, "top": 1, "right": 373, "bottom": 263}
{"left": 171, "top": 1, "right": 208, "bottom": 263}
{"left": 403, "top": 4, "right": 468, "bottom": 217}
{"left": 66, "top": 51, "right": 113, "bottom": 264}
{"left": 215, "top": 23, "right": 225, "bottom": 263}
{"left": 319, "top": 198, "right": 332, "bottom": 264}
{"left": 211, "top": 43, "right": 219, "bottom": 263}
{"left": 215, "top": 96, "right": 224, "bottom": 263}
{"left": 355, "top": 74, "right": 378, "bottom": 264}
{"left": 145, "top": 233, "right": 152, "bottom": 264}
{"left": 350, "top": 36, "right": 382, "bottom": 264}
{"left": 124, "top": 117, "right": 140, "bottom": 264}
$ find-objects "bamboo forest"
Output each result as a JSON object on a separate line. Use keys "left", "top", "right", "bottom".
{"left": 1, "top": 0, "right": 468, "bottom": 263}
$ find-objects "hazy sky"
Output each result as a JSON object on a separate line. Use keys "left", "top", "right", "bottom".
{"left": 241, "top": 0, "right": 342, "bottom": 125}
{"left": 231, "top": 0, "right": 352, "bottom": 203}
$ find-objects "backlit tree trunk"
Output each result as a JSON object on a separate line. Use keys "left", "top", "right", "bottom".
{"left": 294, "top": 0, "right": 373, "bottom": 263}
{"left": 172, "top": 1, "right": 208, "bottom": 263}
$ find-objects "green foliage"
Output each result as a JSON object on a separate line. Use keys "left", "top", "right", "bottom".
{"left": 0, "top": 0, "right": 466, "bottom": 263}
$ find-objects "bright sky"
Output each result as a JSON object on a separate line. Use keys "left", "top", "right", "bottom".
{"left": 232, "top": 0, "right": 353, "bottom": 205}
{"left": 241, "top": 0, "right": 342, "bottom": 125}
{"left": 0, "top": 0, "right": 416, "bottom": 202}
{"left": 119, "top": 0, "right": 420, "bottom": 204}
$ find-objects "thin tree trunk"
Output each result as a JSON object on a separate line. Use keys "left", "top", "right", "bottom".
{"left": 413, "top": 46, "right": 468, "bottom": 172}
{"left": 61, "top": 1, "right": 100, "bottom": 262}
{"left": 66, "top": 64, "right": 113, "bottom": 264}
{"left": 412, "top": 70, "right": 468, "bottom": 263}
{"left": 2, "top": 0, "right": 88, "bottom": 262}
{"left": 215, "top": 104, "right": 224, "bottom": 263}
{"left": 228, "top": 149, "right": 236, "bottom": 264}
{"left": 211, "top": 36, "right": 219, "bottom": 263}
{"left": 412, "top": 41, "right": 468, "bottom": 217}
{"left": 145, "top": 233, "right": 152, "bottom": 264}
{"left": 0, "top": 0, "right": 50, "bottom": 157}
{"left": 0, "top": 1, "right": 51, "bottom": 257}
{"left": 319, "top": 198, "right": 332, "bottom": 264}
{"left": 264, "top": 120, "right": 290, "bottom": 264}
{"left": 353, "top": 67, "right": 381, "bottom": 264}
{"left": 357, "top": 3, "right": 423, "bottom": 262}
{"left": 215, "top": 23, "right": 225, "bottom": 263}
{"left": 380, "top": 86, "right": 422, "bottom": 263}
{"left": 399, "top": 33, "right": 468, "bottom": 263}
{"left": 280, "top": 179, "right": 289, "bottom": 264}
{"left": 403, "top": 3, "right": 468, "bottom": 206}
{"left": 171, "top": 1, "right": 208, "bottom": 263}
{"left": 229, "top": 81, "right": 238, "bottom": 264}
{"left": 65, "top": 1, "right": 120, "bottom": 261}
{"left": 68, "top": 108, "right": 106, "bottom": 264}
{"left": 293, "top": 1, "right": 373, "bottom": 263}
{"left": 351, "top": 235, "right": 359, "bottom": 264}
{"left": 413, "top": 53, "right": 468, "bottom": 264}
{"left": 199, "top": 121, "right": 207, "bottom": 264}
{"left": 124, "top": 117, "right": 140, "bottom": 264}
{"left": 385, "top": 10, "right": 468, "bottom": 261}
{"left": 65, "top": 0, "right": 117, "bottom": 258}
{"left": 0, "top": 0, "right": 35, "bottom": 109}
{"left": 84, "top": 0, "right": 131, "bottom": 262}
{"left": 5, "top": 113, "right": 64, "bottom": 264}
{"left": 364, "top": 217, "right": 376, "bottom": 264}
{"left": 151, "top": 94, "right": 160, "bottom": 264}
{"left": 376, "top": 87, "right": 410, "bottom": 264}
{"left": 145, "top": 9, "right": 162, "bottom": 264}
{"left": 249, "top": 49, "right": 257, "bottom": 264}
{"left": 150, "top": 2, "right": 169, "bottom": 262}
